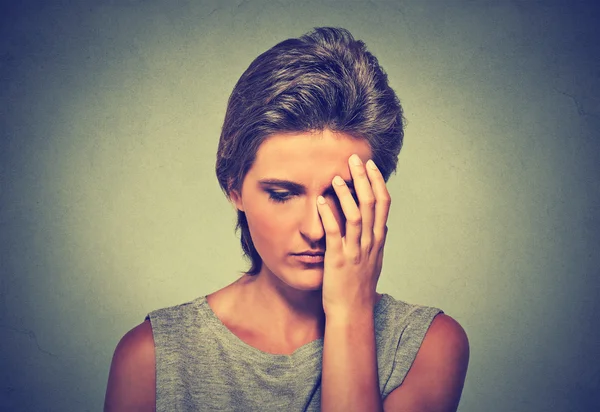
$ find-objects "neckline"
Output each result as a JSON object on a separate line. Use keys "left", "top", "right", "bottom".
{"left": 197, "top": 293, "right": 392, "bottom": 362}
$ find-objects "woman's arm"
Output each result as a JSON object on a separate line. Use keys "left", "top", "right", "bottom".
{"left": 104, "top": 320, "right": 156, "bottom": 412}
{"left": 382, "top": 313, "right": 470, "bottom": 411}
{"left": 321, "top": 312, "right": 469, "bottom": 412}
{"left": 317, "top": 156, "right": 469, "bottom": 410}
{"left": 321, "top": 307, "right": 383, "bottom": 411}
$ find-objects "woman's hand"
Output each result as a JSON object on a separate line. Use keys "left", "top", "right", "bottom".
{"left": 317, "top": 154, "right": 391, "bottom": 317}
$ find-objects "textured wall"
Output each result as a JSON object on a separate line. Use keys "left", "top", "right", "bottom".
{"left": 1, "top": 1, "right": 599, "bottom": 411}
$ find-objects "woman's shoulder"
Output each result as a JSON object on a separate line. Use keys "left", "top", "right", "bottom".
{"left": 376, "top": 294, "right": 469, "bottom": 406}
{"left": 382, "top": 311, "right": 470, "bottom": 410}
{"left": 376, "top": 294, "right": 444, "bottom": 331}
{"left": 110, "top": 321, "right": 156, "bottom": 378}
{"left": 105, "top": 294, "right": 214, "bottom": 410}
{"left": 147, "top": 296, "right": 206, "bottom": 320}
{"left": 378, "top": 294, "right": 467, "bottom": 355}
{"left": 104, "top": 320, "right": 156, "bottom": 410}
{"left": 379, "top": 295, "right": 467, "bottom": 344}
{"left": 113, "top": 320, "right": 155, "bottom": 359}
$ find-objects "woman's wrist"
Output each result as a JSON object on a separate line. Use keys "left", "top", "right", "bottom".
{"left": 324, "top": 303, "right": 376, "bottom": 326}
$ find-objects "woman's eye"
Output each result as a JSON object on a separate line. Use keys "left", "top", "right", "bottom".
{"left": 267, "top": 190, "right": 293, "bottom": 203}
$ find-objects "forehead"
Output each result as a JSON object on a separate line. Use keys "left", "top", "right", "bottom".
{"left": 250, "top": 130, "right": 372, "bottom": 178}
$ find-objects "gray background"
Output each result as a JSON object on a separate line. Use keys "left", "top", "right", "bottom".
{"left": 1, "top": 1, "right": 599, "bottom": 411}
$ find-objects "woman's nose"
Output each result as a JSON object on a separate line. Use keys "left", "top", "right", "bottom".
{"left": 299, "top": 198, "right": 326, "bottom": 242}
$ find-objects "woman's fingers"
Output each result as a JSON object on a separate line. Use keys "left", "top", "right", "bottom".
{"left": 348, "top": 154, "right": 376, "bottom": 252}
{"left": 375, "top": 225, "right": 388, "bottom": 272}
{"left": 331, "top": 175, "right": 361, "bottom": 257}
{"left": 316, "top": 195, "right": 344, "bottom": 259}
{"left": 365, "top": 159, "right": 391, "bottom": 246}
{"left": 322, "top": 155, "right": 391, "bottom": 261}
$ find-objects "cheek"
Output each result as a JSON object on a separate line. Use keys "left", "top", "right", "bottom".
{"left": 246, "top": 197, "right": 348, "bottom": 245}
{"left": 245, "top": 204, "right": 293, "bottom": 245}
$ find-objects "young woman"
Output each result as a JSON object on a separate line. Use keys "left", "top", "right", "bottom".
{"left": 105, "top": 27, "right": 469, "bottom": 411}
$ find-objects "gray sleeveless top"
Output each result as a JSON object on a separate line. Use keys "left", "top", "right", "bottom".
{"left": 147, "top": 293, "right": 442, "bottom": 411}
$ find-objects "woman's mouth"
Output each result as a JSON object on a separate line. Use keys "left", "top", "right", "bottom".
{"left": 292, "top": 254, "right": 325, "bottom": 264}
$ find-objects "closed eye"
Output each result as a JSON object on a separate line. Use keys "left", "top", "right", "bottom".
{"left": 266, "top": 189, "right": 294, "bottom": 203}
{"left": 260, "top": 178, "right": 359, "bottom": 206}
{"left": 267, "top": 189, "right": 359, "bottom": 205}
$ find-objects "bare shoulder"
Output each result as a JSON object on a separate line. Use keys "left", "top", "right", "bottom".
{"left": 418, "top": 314, "right": 470, "bottom": 367}
{"left": 104, "top": 320, "right": 156, "bottom": 411}
{"left": 383, "top": 314, "right": 470, "bottom": 412}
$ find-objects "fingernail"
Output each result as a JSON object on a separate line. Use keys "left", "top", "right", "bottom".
{"left": 367, "top": 159, "right": 378, "bottom": 170}
{"left": 333, "top": 176, "right": 345, "bottom": 186}
{"left": 350, "top": 154, "right": 362, "bottom": 166}
{"left": 317, "top": 195, "right": 326, "bottom": 204}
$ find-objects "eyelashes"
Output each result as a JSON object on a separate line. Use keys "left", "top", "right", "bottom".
{"left": 265, "top": 190, "right": 358, "bottom": 204}
{"left": 267, "top": 190, "right": 293, "bottom": 203}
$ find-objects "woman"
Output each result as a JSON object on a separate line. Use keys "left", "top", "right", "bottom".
{"left": 105, "top": 27, "right": 469, "bottom": 411}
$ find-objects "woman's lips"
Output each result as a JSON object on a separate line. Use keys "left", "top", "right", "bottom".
{"left": 292, "top": 254, "right": 325, "bottom": 263}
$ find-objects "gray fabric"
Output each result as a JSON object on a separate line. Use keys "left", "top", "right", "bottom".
{"left": 147, "top": 293, "right": 443, "bottom": 411}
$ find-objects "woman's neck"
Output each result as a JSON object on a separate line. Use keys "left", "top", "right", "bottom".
{"left": 232, "top": 272, "right": 326, "bottom": 345}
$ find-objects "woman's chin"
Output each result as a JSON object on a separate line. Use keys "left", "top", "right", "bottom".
{"left": 284, "top": 266, "right": 324, "bottom": 291}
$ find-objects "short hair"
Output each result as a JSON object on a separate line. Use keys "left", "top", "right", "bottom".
{"left": 215, "top": 27, "right": 405, "bottom": 275}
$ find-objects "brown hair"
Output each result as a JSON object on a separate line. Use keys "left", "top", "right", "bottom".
{"left": 216, "top": 27, "right": 405, "bottom": 275}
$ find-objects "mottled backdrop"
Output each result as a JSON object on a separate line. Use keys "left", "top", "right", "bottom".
{"left": 1, "top": 1, "right": 599, "bottom": 411}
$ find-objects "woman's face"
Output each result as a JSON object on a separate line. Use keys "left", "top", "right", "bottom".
{"left": 230, "top": 129, "right": 373, "bottom": 291}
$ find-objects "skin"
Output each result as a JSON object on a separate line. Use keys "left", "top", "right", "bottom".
{"left": 225, "top": 129, "right": 377, "bottom": 347}
{"left": 104, "top": 128, "right": 469, "bottom": 411}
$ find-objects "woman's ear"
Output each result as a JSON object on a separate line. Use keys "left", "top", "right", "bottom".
{"left": 229, "top": 188, "right": 245, "bottom": 212}
{"left": 227, "top": 178, "right": 245, "bottom": 212}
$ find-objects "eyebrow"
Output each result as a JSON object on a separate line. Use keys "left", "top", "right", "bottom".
{"left": 258, "top": 178, "right": 355, "bottom": 193}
